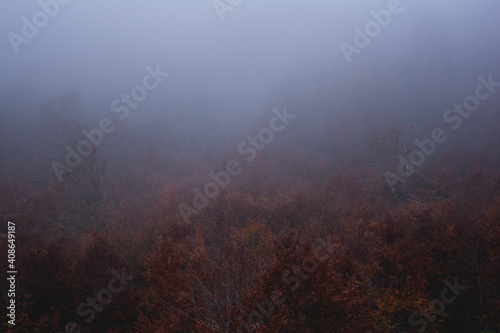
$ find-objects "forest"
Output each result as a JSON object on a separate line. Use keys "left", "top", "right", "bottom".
{"left": 0, "top": 1, "right": 499, "bottom": 332}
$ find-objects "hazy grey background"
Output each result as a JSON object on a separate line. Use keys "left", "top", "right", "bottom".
{"left": 1, "top": 0, "right": 499, "bottom": 183}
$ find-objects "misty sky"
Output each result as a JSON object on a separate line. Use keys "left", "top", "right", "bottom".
{"left": 1, "top": 0, "right": 499, "bottom": 175}
{"left": 2, "top": 1, "right": 498, "bottom": 104}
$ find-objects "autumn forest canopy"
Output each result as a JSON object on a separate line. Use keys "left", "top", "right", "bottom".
{"left": 0, "top": 0, "right": 499, "bottom": 332}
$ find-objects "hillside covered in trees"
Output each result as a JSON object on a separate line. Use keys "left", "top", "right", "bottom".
{"left": 1, "top": 1, "right": 500, "bottom": 332}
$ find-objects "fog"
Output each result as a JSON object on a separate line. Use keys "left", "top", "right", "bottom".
{"left": 2, "top": 1, "right": 500, "bottom": 331}
{"left": 1, "top": 0, "right": 499, "bottom": 184}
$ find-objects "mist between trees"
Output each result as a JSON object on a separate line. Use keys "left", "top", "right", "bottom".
{"left": 1, "top": 0, "right": 499, "bottom": 332}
